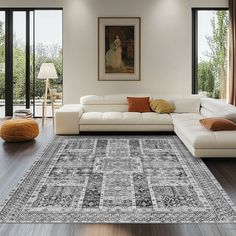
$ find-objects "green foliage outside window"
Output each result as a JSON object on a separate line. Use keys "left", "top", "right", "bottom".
{"left": 0, "top": 21, "right": 62, "bottom": 103}
{"left": 0, "top": 21, "right": 5, "bottom": 99}
{"left": 198, "top": 11, "right": 229, "bottom": 99}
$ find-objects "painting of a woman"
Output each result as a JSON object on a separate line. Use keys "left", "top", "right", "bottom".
{"left": 104, "top": 25, "right": 134, "bottom": 74}
{"left": 105, "top": 35, "right": 123, "bottom": 69}
{"left": 98, "top": 17, "right": 140, "bottom": 80}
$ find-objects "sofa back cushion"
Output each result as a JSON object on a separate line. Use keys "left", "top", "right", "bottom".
{"left": 81, "top": 94, "right": 151, "bottom": 112}
{"left": 200, "top": 98, "right": 236, "bottom": 122}
{"left": 80, "top": 94, "right": 202, "bottom": 113}
{"left": 172, "top": 97, "right": 201, "bottom": 113}
{"left": 80, "top": 94, "right": 151, "bottom": 105}
{"left": 82, "top": 104, "right": 128, "bottom": 112}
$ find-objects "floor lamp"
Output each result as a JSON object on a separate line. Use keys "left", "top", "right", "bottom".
{"left": 37, "top": 63, "right": 58, "bottom": 126}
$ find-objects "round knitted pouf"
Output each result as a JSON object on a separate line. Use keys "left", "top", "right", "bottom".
{"left": 0, "top": 119, "right": 39, "bottom": 142}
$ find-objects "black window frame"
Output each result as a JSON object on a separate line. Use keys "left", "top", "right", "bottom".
{"left": 0, "top": 7, "right": 63, "bottom": 117}
{"left": 192, "top": 7, "right": 229, "bottom": 95}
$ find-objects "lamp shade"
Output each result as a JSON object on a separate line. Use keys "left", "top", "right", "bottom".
{"left": 37, "top": 63, "right": 58, "bottom": 79}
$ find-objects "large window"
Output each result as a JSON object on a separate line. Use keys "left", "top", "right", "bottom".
{"left": 0, "top": 9, "right": 62, "bottom": 118}
{"left": 13, "top": 11, "right": 27, "bottom": 113}
{"left": 34, "top": 10, "right": 63, "bottom": 117}
{"left": 192, "top": 9, "right": 229, "bottom": 99}
{"left": 0, "top": 11, "right": 5, "bottom": 118}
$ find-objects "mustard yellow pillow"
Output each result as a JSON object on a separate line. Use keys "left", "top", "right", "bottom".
{"left": 150, "top": 99, "right": 175, "bottom": 113}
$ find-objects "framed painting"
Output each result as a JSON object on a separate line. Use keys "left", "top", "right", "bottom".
{"left": 98, "top": 17, "right": 141, "bottom": 81}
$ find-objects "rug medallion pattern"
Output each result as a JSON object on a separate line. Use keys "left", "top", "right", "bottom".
{"left": 0, "top": 136, "right": 236, "bottom": 223}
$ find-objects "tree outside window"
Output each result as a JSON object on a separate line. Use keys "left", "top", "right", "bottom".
{"left": 196, "top": 10, "right": 229, "bottom": 99}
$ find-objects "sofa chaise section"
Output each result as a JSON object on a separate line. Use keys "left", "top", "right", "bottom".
{"left": 171, "top": 113, "right": 236, "bottom": 157}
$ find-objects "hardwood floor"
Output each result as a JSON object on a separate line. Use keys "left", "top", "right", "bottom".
{"left": 0, "top": 119, "right": 236, "bottom": 236}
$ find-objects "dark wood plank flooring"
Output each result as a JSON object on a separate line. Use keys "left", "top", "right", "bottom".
{"left": 0, "top": 119, "right": 236, "bottom": 236}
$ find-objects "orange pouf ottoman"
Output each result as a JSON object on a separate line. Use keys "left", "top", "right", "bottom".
{"left": 0, "top": 119, "right": 39, "bottom": 142}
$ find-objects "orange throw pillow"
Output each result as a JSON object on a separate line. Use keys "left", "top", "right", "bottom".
{"left": 127, "top": 97, "right": 152, "bottom": 112}
{"left": 199, "top": 118, "right": 236, "bottom": 131}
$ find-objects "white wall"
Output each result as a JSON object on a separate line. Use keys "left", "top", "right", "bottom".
{"left": 1, "top": 0, "right": 228, "bottom": 104}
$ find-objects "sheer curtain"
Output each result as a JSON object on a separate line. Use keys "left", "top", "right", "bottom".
{"left": 229, "top": 0, "right": 236, "bottom": 105}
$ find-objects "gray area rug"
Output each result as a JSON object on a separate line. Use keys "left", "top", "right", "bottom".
{"left": 0, "top": 135, "right": 236, "bottom": 223}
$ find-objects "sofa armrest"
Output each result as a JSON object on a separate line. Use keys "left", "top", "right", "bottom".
{"left": 55, "top": 104, "right": 84, "bottom": 134}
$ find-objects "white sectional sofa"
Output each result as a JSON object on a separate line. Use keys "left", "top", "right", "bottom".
{"left": 55, "top": 94, "right": 236, "bottom": 158}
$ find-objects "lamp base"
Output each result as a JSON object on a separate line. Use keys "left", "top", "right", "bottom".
{"left": 42, "top": 78, "right": 55, "bottom": 127}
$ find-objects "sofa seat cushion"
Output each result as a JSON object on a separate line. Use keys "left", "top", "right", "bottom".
{"left": 80, "top": 112, "right": 173, "bottom": 125}
{"left": 171, "top": 113, "right": 203, "bottom": 124}
{"left": 171, "top": 113, "right": 236, "bottom": 149}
